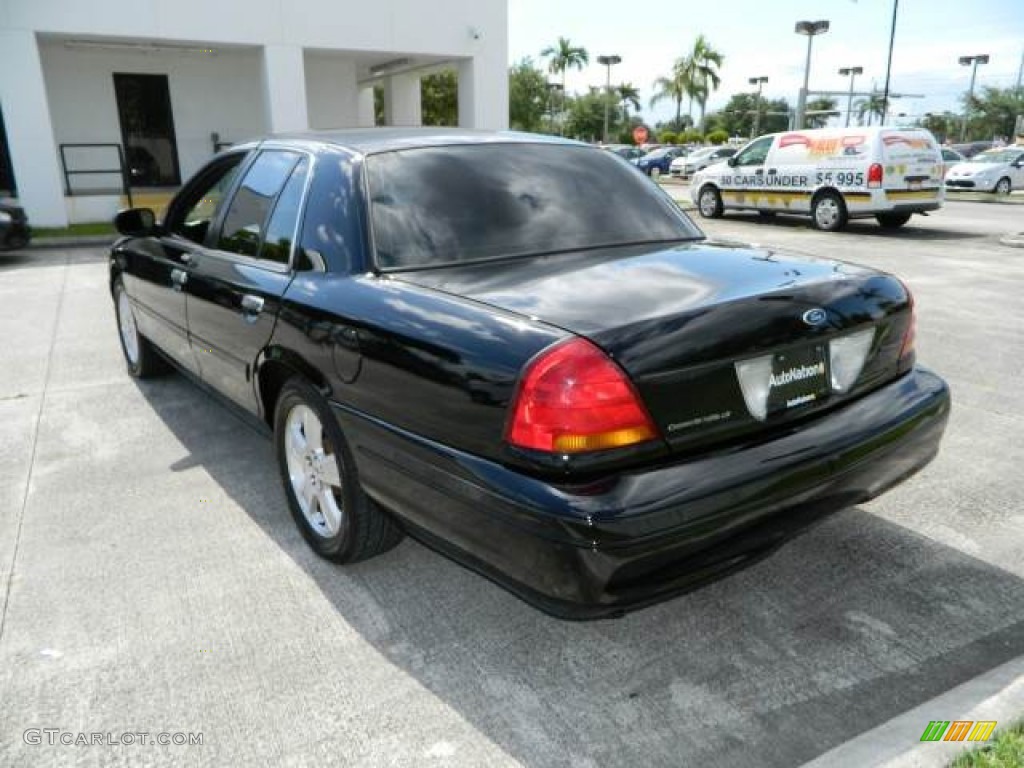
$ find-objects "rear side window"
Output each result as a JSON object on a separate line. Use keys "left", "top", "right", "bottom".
{"left": 218, "top": 150, "right": 301, "bottom": 257}
{"left": 365, "top": 143, "right": 700, "bottom": 270}
{"left": 260, "top": 157, "right": 310, "bottom": 264}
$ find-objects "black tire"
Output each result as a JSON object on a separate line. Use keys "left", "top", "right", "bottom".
{"left": 757, "top": 210, "right": 776, "bottom": 219}
{"left": 810, "top": 191, "right": 848, "bottom": 232}
{"left": 993, "top": 177, "right": 1012, "bottom": 195}
{"left": 274, "top": 376, "right": 403, "bottom": 563}
{"left": 697, "top": 184, "right": 724, "bottom": 219}
{"left": 112, "top": 278, "right": 168, "bottom": 378}
{"left": 876, "top": 212, "right": 913, "bottom": 229}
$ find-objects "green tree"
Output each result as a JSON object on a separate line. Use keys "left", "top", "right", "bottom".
{"left": 963, "top": 86, "right": 1024, "bottom": 140}
{"left": 706, "top": 129, "right": 729, "bottom": 145}
{"left": 421, "top": 70, "right": 458, "bottom": 126}
{"left": 650, "top": 70, "right": 688, "bottom": 130}
{"left": 919, "top": 111, "right": 959, "bottom": 143}
{"left": 565, "top": 88, "right": 619, "bottom": 141}
{"left": 855, "top": 93, "right": 889, "bottom": 126}
{"left": 509, "top": 58, "right": 550, "bottom": 132}
{"left": 705, "top": 94, "right": 792, "bottom": 138}
{"left": 805, "top": 97, "right": 839, "bottom": 129}
{"left": 689, "top": 35, "right": 724, "bottom": 133}
{"left": 617, "top": 82, "right": 641, "bottom": 123}
{"left": 659, "top": 130, "right": 678, "bottom": 145}
{"left": 541, "top": 37, "right": 589, "bottom": 132}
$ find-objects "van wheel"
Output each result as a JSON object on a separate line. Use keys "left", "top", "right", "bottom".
{"left": 993, "top": 177, "right": 1011, "bottom": 195}
{"left": 698, "top": 185, "right": 724, "bottom": 218}
{"left": 811, "top": 191, "right": 848, "bottom": 232}
{"left": 876, "top": 212, "right": 912, "bottom": 229}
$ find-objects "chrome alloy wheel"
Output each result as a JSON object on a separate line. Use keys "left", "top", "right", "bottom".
{"left": 117, "top": 289, "right": 140, "bottom": 366}
{"left": 284, "top": 404, "right": 344, "bottom": 537}
{"left": 814, "top": 196, "right": 841, "bottom": 230}
{"left": 699, "top": 188, "right": 719, "bottom": 217}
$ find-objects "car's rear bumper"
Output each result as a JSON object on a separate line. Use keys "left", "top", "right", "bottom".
{"left": 332, "top": 367, "right": 950, "bottom": 619}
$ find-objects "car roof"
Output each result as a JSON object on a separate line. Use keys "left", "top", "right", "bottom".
{"left": 247, "top": 127, "right": 585, "bottom": 156}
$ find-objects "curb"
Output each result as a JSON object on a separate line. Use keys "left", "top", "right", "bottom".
{"left": 800, "top": 655, "right": 1024, "bottom": 768}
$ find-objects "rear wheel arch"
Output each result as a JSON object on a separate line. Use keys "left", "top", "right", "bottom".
{"left": 256, "top": 349, "right": 331, "bottom": 429}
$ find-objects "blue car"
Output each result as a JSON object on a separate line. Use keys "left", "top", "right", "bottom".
{"left": 635, "top": 146, "right": 684, "bottom": 178}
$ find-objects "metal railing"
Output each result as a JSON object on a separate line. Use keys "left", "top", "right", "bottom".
{"left": 58, "top": 142, "right": 132, "bottom": 208}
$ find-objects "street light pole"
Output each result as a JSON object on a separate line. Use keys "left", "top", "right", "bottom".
{"left": 794, "top": 20, "right": 830, "bottom": 130}
{"left": 839, "top": 66, "right": 863, "bottom": 127}
{"left": 748, "top": 76, "right": 768, "bottom": 138}
{"left": 596, "top": 54, "right": 622, "bottom": 144}
{"left": 958, "top": 54, "right": 990, "bottom": 141}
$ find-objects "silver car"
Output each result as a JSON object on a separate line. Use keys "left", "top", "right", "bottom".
{"left": 945, "top": 146, "right": 1024, "bottom": 194}
{"left": 669, "top": 146, "right": 736, "bottom": 178}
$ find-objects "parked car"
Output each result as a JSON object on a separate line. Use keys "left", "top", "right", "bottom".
{"left": 634, "top": 146, "right": 684, "bottom": 178}
{"left": 940, "top": 146, "right": 966, "bottom": 176}
{"left": 950, "top": 141, "right": 993, "bottom": 159}
{"left": 670, "top": 146, "right": 737, "bottom": 178}
{"left": 0, "top": 201, "right": 31, "bottom": 251}
{"left": 110, "top": 129, "right": 950, "bottom": 618}
{"left": 693, "top": 126, "right": 945, "bottom": 231}
{"left": 602, "top": 144, "right": 644, "bottom": 161}
{"left": 945, "top": 146, "right": 1024, "bottom": 194}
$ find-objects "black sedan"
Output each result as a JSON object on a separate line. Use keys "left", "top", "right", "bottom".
{"left": 0, "top": 201, "right": 31, "bottom": 251}
{"left": 109, "top": 129, "right": 950, "bottom": 618}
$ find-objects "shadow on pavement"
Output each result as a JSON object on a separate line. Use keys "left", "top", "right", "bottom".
{"left": 720, "top": 212, "right": 989, "bottom": 241}
{"left": 137, "top": 374, "right": 1024, "bottom": 768}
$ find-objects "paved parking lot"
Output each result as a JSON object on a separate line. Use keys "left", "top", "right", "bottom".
{"left": 1, "top": 200, "right": 1022, "bottom": 767}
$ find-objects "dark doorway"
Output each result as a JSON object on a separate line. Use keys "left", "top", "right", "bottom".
{"left": 113, "top": 73, "right": 181, "bottom": 187}
{"left": 0, "top": 104, "right": 15, "bottom": 197}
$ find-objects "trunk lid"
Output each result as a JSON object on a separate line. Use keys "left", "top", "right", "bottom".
{"left": 395, "top": 241, "right": 913, "bottom": 451}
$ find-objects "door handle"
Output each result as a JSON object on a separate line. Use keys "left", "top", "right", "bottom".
{"left": 240, "top": 294, "right": 265, "bottom": 315}
{"left": 171, "top": 268, "right": 188, "bottom": 286}
{"left": 755, "top": 168, "right": 764, "bottom": 175}
{"left": 767, "top": 168, "right": 777, "bottom": 175}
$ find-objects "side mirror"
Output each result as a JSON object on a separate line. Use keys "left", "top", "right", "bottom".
{"left": 727, "top": 156, "right": 738, "bottom": 167}
{"left": 114, "top": 207, "right": 158, "bottom": 237}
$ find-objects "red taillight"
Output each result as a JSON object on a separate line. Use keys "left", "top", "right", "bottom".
{"left": 867, "top": 162, "right": 884, "bottom": 189}
{"left": 506, "top": 338, "right": 658, "bottom": 454}
{"left": 899, "top": 288, "right": 916, "bottom": 364}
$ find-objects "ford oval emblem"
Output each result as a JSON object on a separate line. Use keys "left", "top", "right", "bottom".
{"left": 802, "top": 308, "right": 828, "bottom": 326}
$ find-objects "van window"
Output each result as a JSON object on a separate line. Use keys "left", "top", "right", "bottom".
{"left": 733, "top": 136, "right": 773, "bottom": 167}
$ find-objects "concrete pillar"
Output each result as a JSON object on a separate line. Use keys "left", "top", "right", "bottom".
{"left": 458, "top": 54, "right": 509, "bottom": 130}
{"left": 0, "top": 30, "right": 68, "bottom": 227}
{"left": 357, "top": 86, "right": 376, "bottom": 128}
{"left": 304, "top": 55, "right": 360, "bottom": 129}
{"left": 383, "top": 73, "right": 421, "bottom": 127}
{"left": 262, "top": 44, "right": 308, "bottom": 133}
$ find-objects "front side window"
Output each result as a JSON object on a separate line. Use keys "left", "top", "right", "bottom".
{"left": 734, "top": 136, "right": 773, "bottom": 166}
{"left": 170, "top": 154, "right": 246, "bottom": 245}
{"left": 218, "top": 150, "right": 301, "bottom": 258}
{"left": 365, "top": 143, "right": 701, "bottom": 270}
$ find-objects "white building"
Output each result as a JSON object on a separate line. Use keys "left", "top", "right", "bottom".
{"left": 0, "top": 0, "right": 509, "bottom": 227}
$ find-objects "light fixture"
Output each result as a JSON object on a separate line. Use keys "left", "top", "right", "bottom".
{"left": 369, "top": 58, "right": 412, "bottom": 76}
{"left": 794, "top": 20, "right": 830, "bottom": 129}
{"left": 64, "top": 39, "right": 216, "bottom": 55}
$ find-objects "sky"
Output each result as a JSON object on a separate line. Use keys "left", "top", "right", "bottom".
{"left": 508, "top": 0, "right": 1024, "bottom": 127}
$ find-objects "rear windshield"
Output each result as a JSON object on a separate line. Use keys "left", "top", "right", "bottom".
{"left": 364, "top": 143, "right": 701, "bottom": 270}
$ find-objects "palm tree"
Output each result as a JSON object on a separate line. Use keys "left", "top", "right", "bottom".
{"left": 689, "top": 35, "right": 724, "bottom": 133}
{"left": 649, "top": 70, "right": 687, "bottom": 128}
{"left": 617, "top": 83, "right": 641, "bottom": 122}
{"left": 541, "top": 37, "right": 589, "bottom": 133}
{"left": 855, "top": 93, "right": 888, "bottom": 126}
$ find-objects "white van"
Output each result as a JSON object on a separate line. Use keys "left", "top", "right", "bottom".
{"left": 690, "top": 127, "right": 945, "bottom": 231}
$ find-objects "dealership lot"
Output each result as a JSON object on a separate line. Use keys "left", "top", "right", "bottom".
{"left": 1, "top": 200, "right": 1022, "bottom": 767}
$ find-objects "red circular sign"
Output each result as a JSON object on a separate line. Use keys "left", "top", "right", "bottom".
{"left": 632, "top": 125, "right": 649, "bottom": 145}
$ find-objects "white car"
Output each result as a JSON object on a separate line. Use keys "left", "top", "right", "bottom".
{"left": 669, "top": 146, "right": 736, "bottom": 178}
{"left": 945, "top": 147, "right": 1024, "bottom": 194}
